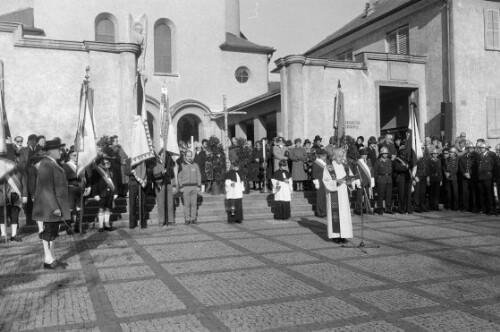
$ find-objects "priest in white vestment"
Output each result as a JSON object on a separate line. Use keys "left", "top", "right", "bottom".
{"left": 323, "top": 148, "right": 355, "bottom": 243}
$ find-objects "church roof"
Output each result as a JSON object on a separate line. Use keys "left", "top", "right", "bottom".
{"left": 228, "top": 82, "right": 281, "bottom": 112}
{"left": 220, "top": 32, "right": 275, "bottom": 55}
{"left": 304, "top": 0, "right": 420, "bottom": 56}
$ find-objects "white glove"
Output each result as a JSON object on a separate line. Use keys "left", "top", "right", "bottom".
{"left": 94, "top": 195, "right": 100, "bottom": 201}
{"left": 83, "top": 187, "right": 91, "bottom": 196}
{"left": 22, "top": 197, "right": 28, "bottom": 204}
{"left": 113, "top": 195, "right": 118, "bottom": 200}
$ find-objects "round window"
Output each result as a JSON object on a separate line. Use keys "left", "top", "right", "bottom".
{"left": 235, "top": 66, "right": 250, "bottom": 83}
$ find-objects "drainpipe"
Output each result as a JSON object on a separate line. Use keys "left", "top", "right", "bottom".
{"left": 445, "top": 0, "right": 455, "bottom": 141}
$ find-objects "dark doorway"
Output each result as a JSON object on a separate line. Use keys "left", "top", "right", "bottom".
{"left": 245, "top": 120, "right": 254, "bottom": 144}
{"left": 379, "top": 86, "right": 418, "bottom": 136}
{"left": 177, "top": 114, "right": 200, "bottom": 143}
{"left": 265, "top": 112, "right": 277, "bottom": 140}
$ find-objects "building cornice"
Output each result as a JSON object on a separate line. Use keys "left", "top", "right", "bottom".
{"left": 272, "top": 54, "right": 367, "bottom": 73}
{"left": 360, "top": 52, "right": 428, "bottom": 64}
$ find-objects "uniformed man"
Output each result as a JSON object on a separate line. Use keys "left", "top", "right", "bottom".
{"left": 413, "top": 146, "right": 429, "bottom": 213}
{"left": 458, "top": 141, "right": 475, "bottom": 212}
{"left": 444, "top": 147, "right": 459, "bottom": 210}
{"left": 374, "top": 147, "right": 394, "bottom": 215}
{"left": 379, "top": 134, "right": 398, "bottom": 160}
{"left": 393, "top": 142, "right": 412, "bottom": 214}
{"left": 475, "top": 142, "right": 495, "bottom": 214}
{"left": 428, "top": 149, "right": 443, "bottom": 211}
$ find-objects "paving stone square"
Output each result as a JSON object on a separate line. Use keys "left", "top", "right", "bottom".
{"left": 403, "top": 310, "right": 500, "bottom": 331}
{"left": 346, "top": 254, "right": 485, "bottom": 283}
{"left": 352, "top": 288, "right": 439, "bottom": 311}
{"left": 120, "top": 314, "right": 209, "bottom": 332}
{"left": 213, "top": 296, "right": 367, "bottom": 331}
{"left": 90, "top": 247, "right": 144, "bottom": 267}
{"left": 2, "top": 210, "right": 500, "bottom": 331}
{"left": 162, "top": 256, "right": 265, "bottom": 274}
{"left": 177, "top": 267, "right": 321, "bottom": 305}
{"left": 418, "top": 277, "right": 500, "bottom": 302}
{"left": 104, "top": 279, "right": 186, "bottom": 317}
{"left": 291, "top": 262, "right": 386, "bottom": 290}
{"left": 98, "top": 265, "right": 156, "bottom": 282}
{"left": 228, "top": 237, "right": 293, "bottom": 253}
{"left": 143, "top": 241, "right": 244, "bottom": 261}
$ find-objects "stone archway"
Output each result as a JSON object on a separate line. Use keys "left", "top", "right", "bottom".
{"left": 177, "top": 114, "right": 201, "bottom": 143}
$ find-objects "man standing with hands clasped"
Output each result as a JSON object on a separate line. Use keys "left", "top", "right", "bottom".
{"left": 178, "top": 150, "right": 201, "bottom": 225}
{"left": 32, "top": 139, "right": 70, "bottom": 270}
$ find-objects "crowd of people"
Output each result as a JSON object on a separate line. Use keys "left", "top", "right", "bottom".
{"left": 1, "top": 129, "right": 499, "bottom": 267}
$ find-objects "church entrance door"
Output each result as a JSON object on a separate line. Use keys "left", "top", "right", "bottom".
{"left": 379, "top": 86, "right": 418, "bottom": 137}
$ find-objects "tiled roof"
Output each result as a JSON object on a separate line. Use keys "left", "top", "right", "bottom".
{"left": 220, "top": 32, "right": 275, "bottom": 55}
{"left": 304, "top": 0, "right": 419, "bottom": 56}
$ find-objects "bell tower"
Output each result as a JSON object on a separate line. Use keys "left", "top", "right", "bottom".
{"left": 225, "top": 0, "right": 240, "bottom": 35}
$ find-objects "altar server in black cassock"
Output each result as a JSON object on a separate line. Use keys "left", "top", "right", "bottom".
{"left": 225, "top": 162, "right": 245, "bottom": 224}
{"left": 272, "top": 160, "right": 293, "bottom": 220}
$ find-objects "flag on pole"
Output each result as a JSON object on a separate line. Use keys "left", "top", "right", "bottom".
{"left": 0, "top": 63, "right": 16, "bottom": 180}
{"left": 333, "top": 80, "right": 345, "bottom": 146}
{"left": 404, "top": 107, "right": 423, "bottom": 167}
{"left": 160, "top": 86, "right": 180, "bottom": 161}
{"left": 130, "top": 75, "right": 154, "bottom": 187}
{"left": 75, "top": 79, "right": 98, "bottom": 177}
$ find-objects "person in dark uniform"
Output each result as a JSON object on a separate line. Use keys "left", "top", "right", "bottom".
{"left": 443, "top": 147, "right": 459, "bottom": 210}
{"left": 153, "top": 150, "right": 177, "bottom": 226}
{"left": 354, "top": 148, "right": 374, "bottom": 215}
{"left": 475, "top": 142, "right": 495, "bottom": 214}
{"left": 393, "top": 142, "right": 412, "bottom": 214}
{"left": 458, "top": 142, "right": 475, "bottom": 212}
{"left": 89, "top": 154, "right": 118, "bottom": 232}
{"left": 312, "top": 149, "right": 328, "bottom": 217}
{"left": 374, "top": 147, "right": 394, "bottom": 215}
{"left": 413, "top": 147, "right": 429, "bottom": 213}
{"left": 379, "top": 134, "right": 397, "bottom": 160}
{"left": 428, "top": 149, "right": 443, "bottom": 211}
{"left": 126, "top": 158, "right": 151, "bottom": 229}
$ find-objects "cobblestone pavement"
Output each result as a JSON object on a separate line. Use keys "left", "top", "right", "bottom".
{"left": 1, "top": 211, "right": 500, "bottom": 331}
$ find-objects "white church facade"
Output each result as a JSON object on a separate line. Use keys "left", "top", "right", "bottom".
{"left": 0, "top": 0, "right": 274, "bottom": 153}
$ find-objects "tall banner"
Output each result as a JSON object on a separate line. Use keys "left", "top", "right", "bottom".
{"left": 130, "top": 75, "right": 154, "bottom": 187}
{"left": 75, "top": 77, "right": 98, "bottom": 177}
{"left": 160, "top": 87, "right": 180, "bottom": 161}
{"left": 0, "top": 62, "right": 16, "bottom": 180}
{"left": 333, "top": 80, "right": 345, "bottom": 145}
{"left": 404, "top": 108, "right": 423, "bottom": 167}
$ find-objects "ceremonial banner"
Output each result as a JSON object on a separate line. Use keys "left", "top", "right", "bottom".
{"left": 0, "top": 63, "right": 16, "bottom": 180}
{"left": 404, "top": 108, "right": 423, "bottom": 167}
{"left": 333, "top": 80, "right": 345, "bottom": 145}
{"left": 75, "top": 83, "right": 98, "bottom": 177}
{"left": 160, "top": 87, "right": 180, "bottom": 161}
{"left": 131, "top": 75, "right": 154, "bottom": 186}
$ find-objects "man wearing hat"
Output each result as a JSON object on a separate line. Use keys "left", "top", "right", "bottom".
{"left": 458, "top": 141, "right": 475, "bottom": 212}
{"left": 289, "top": 138, "right": 307, "bottom": 191}
{"left": 32, "top": 139, "right": 70, "bottom": 270}
{"left": 312, "top": 135, "right": 323, "bottom": 156}
{"left": 89, "top": 153, "right": 118, "bottom": 232}
{"left": 476, "top": 142, "right": 495, "bottom": 214}
{"left": 428, "top": 149, "right": 443, "bottom": 211}
{"left": 272, "top": 137, "right": 288, "bottom": 173}
{"left": 312, "top": 149, "right": 328, "bottom": 217}
{"left": 413, "top": 146, "right": 430, "bottom": 213}
{"left": 325, "top": 136, "right": 336, "bottom": 162}
{"left": 373, "top": 147, "right": 394, "bottom": 215}
{"left": 444, "top": 147, "right": 459, "bottom": 210}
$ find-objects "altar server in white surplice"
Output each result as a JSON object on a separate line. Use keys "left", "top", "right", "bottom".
{"left": 272, "top": 160, "right": 293, "bottom": 220}
{"left": 323, "top": 148, "right": 355, "bottom": 243}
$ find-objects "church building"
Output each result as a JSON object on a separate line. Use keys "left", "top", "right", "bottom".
{"left": 0, "top": 0, "right": 274, "bottom": 152}
{"left": 228, "top": 0, "right": 500, "bottom": 146}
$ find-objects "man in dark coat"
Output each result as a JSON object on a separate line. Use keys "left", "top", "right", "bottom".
{"left": 18, "top": 134, "right": 38, "bottom": 225}
{"left": 458, "top": 141, "right": 475, "bottom": 212}
{"left": 154, "top": 150, "right": 177, "bottom": 226}
{"left": 32, "top": 139, "right": 70, "bottom": 270}
{"left": 374, "top": 147, "right": 394, "bottom": 215}
{"left": 312, "top": 149, "right": 328, "bottom": 217}
{"left": 444, "top": 147, "right": 459, "bottom": 210}
{"left": 475, "top": 142, "right": 495, "bottom": 214}
{"left": 428, "top": 149, "right": 443, "bottom": 211}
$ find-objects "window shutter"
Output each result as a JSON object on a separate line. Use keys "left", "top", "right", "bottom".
{"left": 387, "top": 31, "right": 397, "bottom": 53}
{"left": 96, "top": 18, "right": 115, "bottom": 42}
{"left": 485, "top": 9, "right": 500, "bottom": 50}
{"left": 398, "top": 26, "right": 409, "bottom": 54}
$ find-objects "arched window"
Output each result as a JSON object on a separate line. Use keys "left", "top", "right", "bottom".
{"left": 154, "top": 19, "right": 174, "bottom": 73}
{"left": 95, "top": 13, "right": 117, "bottom": 42}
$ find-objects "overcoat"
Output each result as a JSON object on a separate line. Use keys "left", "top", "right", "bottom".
{"left": 32, "top": 157, "right": 71, "bottom": 222}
